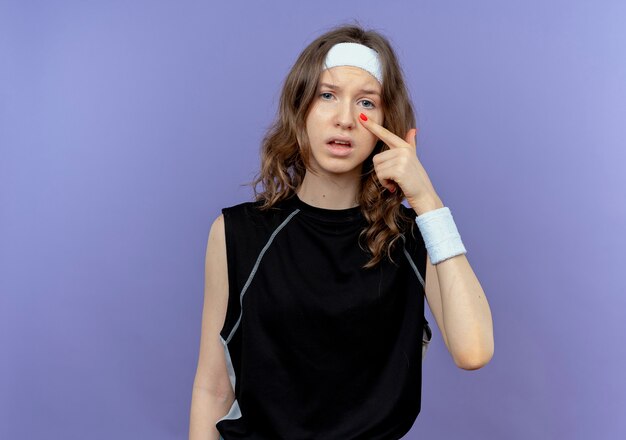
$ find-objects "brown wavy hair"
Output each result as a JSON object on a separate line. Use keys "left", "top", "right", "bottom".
{"left": 246, "top": 22, "right": 418, "bottom": 269}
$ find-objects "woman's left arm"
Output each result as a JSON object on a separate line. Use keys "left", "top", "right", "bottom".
{"left": 416, "top": 194, "right": 494, "bottom": 370}
{"left": 358, "top": 113, "right": 494, "bottom": 370}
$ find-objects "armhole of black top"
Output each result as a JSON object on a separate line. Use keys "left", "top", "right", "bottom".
{"left": 401, "top": 204, "right": 428, "bottom": 289}
{"left": 410, "top": 208, "right": 432, "bottom": 352}
{"left": 411, "top": 206, "right": 428, "bottom": 289}
{"left": 219, "top": 207, "right": 237, "bottom": 342}
{"left": 423, "top": 317, "right": 433, "bottom": 343}
{"left": 409, "top": 206, "right": 432, "bottom": 347}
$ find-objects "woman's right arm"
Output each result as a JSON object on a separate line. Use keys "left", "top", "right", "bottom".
{"left": 189, "top": 214, "right": 235, "bottom": 440}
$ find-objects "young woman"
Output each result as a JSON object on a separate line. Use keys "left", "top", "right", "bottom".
{"left": 189, "top": 24, "right": 494, "bottom": 440}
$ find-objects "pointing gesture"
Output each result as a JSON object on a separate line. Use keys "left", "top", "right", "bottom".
{"left": 358, "top": 112, "right": 443, "bottom": 215}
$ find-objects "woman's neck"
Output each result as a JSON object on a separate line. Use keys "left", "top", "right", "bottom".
{"left": 296, "top": 171, "right": 360, "bottom": 210}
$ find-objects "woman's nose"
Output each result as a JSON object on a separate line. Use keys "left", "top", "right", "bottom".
{"left": 334, "top": 101, "right": 356, "bottom": 129}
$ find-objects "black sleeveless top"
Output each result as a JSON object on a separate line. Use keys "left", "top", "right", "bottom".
{"left": 216, "top": 193, "right": 432, "bottom": 440}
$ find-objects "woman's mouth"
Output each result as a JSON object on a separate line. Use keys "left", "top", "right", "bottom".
{"left": 326, "top": 141, "right": 353, "bottom": 156}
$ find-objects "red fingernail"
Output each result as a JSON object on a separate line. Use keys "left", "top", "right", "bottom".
{"left": 389, "top": 186, "right": 396, "bottom": 193}
{"left": 359, "top": 113, "right": 368, "bottom": 121}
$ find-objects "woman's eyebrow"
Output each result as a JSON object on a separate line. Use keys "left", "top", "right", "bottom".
{"left": 319, "top": 82, "right": 381, "bottom": 96}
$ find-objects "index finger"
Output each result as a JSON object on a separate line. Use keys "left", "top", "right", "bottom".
{"left": 358, "top": 113, "right": 413, "bottom": 151}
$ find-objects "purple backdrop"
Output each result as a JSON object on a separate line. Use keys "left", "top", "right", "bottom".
{"left": 1, "top": 0, "right": 624, "bottom": 439}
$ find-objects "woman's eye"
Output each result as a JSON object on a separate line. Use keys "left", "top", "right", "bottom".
{"left": 319, "top": 93, "right": 376, "bottom": 109}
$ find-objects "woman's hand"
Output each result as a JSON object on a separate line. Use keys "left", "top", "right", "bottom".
{"left": 358, "top": 113, "right": 444, "bottom": 215}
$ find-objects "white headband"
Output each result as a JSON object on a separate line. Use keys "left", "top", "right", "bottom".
{"left": 323, "top": 42, "right": 383, "bottom": 85}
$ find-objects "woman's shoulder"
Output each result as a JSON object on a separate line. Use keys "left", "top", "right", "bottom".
{"left": 221, "top": 199, "right": 264, "bottom": 215}
{"left": 221, "top": 197, "right": 296, "bottom": 227}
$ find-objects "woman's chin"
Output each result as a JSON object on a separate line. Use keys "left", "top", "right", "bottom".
{"left": 318, "top": 163, "right": 361, "bottom": 176}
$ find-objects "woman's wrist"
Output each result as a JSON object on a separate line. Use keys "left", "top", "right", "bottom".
{"left": 413, "top": 205, "right": 467, "bottom": 265}
{"left": 408, "top": 193, "right": 445, "bottom": 216}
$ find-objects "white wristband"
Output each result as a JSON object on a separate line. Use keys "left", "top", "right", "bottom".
{"left": 414, "top": 207, "right": 467, "bottom": 265}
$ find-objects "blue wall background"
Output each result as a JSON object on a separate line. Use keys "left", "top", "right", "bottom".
{"left": 1, "top": 1, "right": 624, "bottom": 438}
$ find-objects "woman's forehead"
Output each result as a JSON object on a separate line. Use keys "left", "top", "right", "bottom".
{"left": 319, "top": 66, "right": 381, "bottom": 92}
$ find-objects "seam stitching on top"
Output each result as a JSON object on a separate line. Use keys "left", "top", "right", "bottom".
{"left": 225, "top": 208, "right": 301, "bottom": 344}
{"left": 401, "top": 234, "right": 425, "bottom": 288}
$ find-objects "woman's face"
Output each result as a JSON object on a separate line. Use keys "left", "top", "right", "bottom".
{"left": 304, "top": 65, "right": 384, "bottom": 178}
